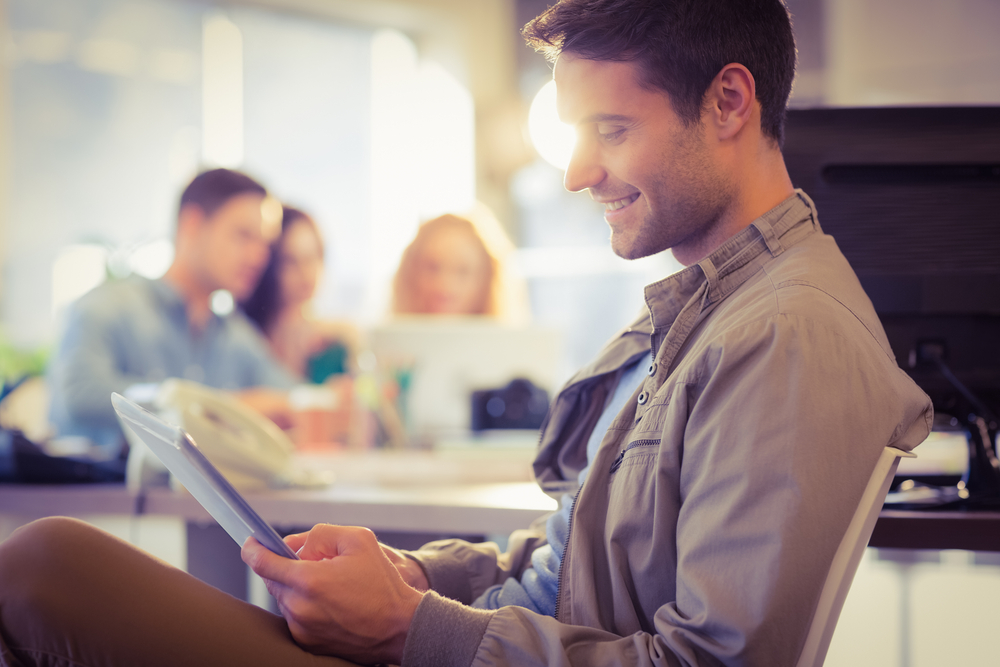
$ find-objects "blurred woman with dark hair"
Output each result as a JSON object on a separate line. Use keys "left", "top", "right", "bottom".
{"left": 242, "top": 206, "right": 355, "bottom": 382}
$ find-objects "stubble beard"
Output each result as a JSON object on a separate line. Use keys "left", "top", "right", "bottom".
{"left": 612, "top": 129, "right": 734, "bottom": 263}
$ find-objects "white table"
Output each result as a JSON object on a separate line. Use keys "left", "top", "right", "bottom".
{"left": 0, "top": 451, "right": 558, "bottom": 599}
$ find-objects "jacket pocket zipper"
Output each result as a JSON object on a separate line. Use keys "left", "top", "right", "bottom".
{"left": 609, "top": 438, "right": 660, "bottom": 474}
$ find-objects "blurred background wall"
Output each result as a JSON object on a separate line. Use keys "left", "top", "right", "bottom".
{"left": 0, "top": 0, "right": 998, "bottom": 371}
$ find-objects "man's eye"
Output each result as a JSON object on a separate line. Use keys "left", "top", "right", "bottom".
{"left": 597, "top": 127, "right": 625, "bottom": 141}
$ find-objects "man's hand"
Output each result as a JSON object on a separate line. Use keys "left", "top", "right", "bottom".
{"left": 380, "top": 544, "right": 430, "bottom": 592}
{"left": 242, "top": 524, "right": 424, "bottom": 665}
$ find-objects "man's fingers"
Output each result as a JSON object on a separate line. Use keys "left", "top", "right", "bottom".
{"left": 296, "top": 525, "right": 343, "bottom": 561}
{"left": 242, "top": 537, "right": 296, "bottom": 583}
{"left": 284, "top": 532, "right": 309, "bottom": 552}
{"left": 295, "top": 524, "right": 376, "bottom": 561}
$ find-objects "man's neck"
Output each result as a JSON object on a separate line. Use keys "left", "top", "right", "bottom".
{"left": 740, "top": 142, "right": 796, "bottom": 226}
{"left": 673, "top": 149, "right": 795, "bottom": 267}
{"left": 162, "top": 264, "right": 213, "bottom": 331}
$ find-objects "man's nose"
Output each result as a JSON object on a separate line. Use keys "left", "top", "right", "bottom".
{"left": 563, "top": 140, "right": 605, "bottom": 193}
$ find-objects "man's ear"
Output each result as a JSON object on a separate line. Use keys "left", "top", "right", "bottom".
{"left": 705, "top": 63, "right": 756, "bottom": 141}
{"left": 176, "top": 203, "right": 207, "bottom": 239}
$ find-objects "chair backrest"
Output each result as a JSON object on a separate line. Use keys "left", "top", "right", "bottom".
{"left": 795, "top": 446, "right": 915, "bottom": 667}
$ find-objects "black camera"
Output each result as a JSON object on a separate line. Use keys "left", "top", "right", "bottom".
{"left": 470, "top": 378, "right": 550, "bottom": 431}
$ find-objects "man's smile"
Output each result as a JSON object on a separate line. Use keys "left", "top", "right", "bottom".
{"left": 602, "top": 192, "right": 640, "bottom": 213}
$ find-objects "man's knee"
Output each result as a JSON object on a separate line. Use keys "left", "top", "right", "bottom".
{"left": 0, "top": 517, "right": 103, "bottom": 597}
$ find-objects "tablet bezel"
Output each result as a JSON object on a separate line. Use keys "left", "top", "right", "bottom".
{"left": 112, "top": 393, "right": 299, "bottom": 560}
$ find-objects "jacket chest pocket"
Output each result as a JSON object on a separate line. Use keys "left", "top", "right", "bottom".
{"left": 608, "top": 438, "right": 660, "bottom": 474}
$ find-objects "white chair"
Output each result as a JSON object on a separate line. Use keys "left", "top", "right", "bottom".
{"left": 795, "top": 446, "right": 915, "bottom": 667}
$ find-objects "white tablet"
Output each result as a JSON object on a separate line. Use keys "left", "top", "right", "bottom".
{"left": 112, "top": 392, "right": 299, "bottom": 560}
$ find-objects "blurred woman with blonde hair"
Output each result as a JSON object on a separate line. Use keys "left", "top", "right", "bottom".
{"left": 392, "top": 210, "right": 526, "bottom": 322}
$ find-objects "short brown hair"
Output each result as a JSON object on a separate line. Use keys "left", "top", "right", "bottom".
{"left": 179, "top": 168, "right": 267, "bottom": 218}
{"left": 523, "top": 0, "right": 796, "bottom": 146}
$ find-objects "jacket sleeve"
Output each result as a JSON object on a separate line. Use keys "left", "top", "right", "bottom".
{"left": 405, "top": 527, "right": 547, "bottom": 605}
{"left": 402, "top": 311, "right": 931, "bottom": 667}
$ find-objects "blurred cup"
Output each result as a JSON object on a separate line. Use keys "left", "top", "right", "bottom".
{"left": 289, "top": 384, "right": 340, "bottom": 449}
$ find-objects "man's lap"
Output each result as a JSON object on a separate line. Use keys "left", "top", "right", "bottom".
{"left": 0, "top": 517, "right": 358, "bottom": 667}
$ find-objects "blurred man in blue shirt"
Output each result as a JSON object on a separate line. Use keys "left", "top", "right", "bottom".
{"left": 48, "top": 169, "right": 296, "bottom": 450}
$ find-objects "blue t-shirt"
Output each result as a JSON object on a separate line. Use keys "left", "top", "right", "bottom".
{"left": 48, "top": 276, "right": 295, "bottom": 448}
{"left": 473, "top": 351, "right": 652, "bottom": 614}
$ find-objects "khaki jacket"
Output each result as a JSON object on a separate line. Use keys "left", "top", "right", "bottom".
{"left": 403, "top": 192, "right": 933, "bottom": 667}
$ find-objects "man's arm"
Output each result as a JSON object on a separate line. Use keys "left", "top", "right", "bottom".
{"left": 48, "top": 292, "right": 149, "bottom": 439}
{"left": 243, "top": 528, "right": 662, "bottom": 666}
{"left": 231, "top": 314, "right": 299, "bottom": 389}
{"left": 399, "top": 529, "right": 547, "bottom": 605}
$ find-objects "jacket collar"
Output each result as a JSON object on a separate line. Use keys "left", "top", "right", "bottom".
{"left": 643, "top": 190, "right": 819, "bottom": 337}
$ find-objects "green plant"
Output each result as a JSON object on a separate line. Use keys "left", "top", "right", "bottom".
{"left": 0, "top": 334, "right": 49, "bottom": 384}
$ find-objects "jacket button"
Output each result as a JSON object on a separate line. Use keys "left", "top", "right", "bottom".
{"left": 637, "top": 391, "right": 648, "bottom": 405}
{"left": 647, "top": 363, "right": 656, "bottom": 376}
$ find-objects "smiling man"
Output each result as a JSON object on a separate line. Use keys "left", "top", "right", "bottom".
{"left": 0, "top": 2, "right": 932, "bottom": 666}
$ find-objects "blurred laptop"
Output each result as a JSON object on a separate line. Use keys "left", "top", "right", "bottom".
{"left": 367, "top": 317, "right": 565, "bottom": 442}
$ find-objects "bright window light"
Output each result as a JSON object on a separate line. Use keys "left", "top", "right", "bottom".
{"left": 528, "top": 79, "right": 576, "bottom": 171}
{"left": 413, "top": 61, "right": 476, "bottom": 220}
{"left": 367, "top": 30, "right": 477, "bottom": 318}
{"left": 52, "top": 244, "right": 107, "bottom": 315}
{"left": 202, "top": 15, "right": 244, "bottom": 167}
{"left": 129, "top": 239, "right": 175, "bottom": 279}
{"left": 370, "top": 28, "right": 420, "bottom": 285}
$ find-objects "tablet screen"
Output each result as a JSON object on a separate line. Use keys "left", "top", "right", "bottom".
{"left": 112, "top": 393, "right": 299, "bottom": 560}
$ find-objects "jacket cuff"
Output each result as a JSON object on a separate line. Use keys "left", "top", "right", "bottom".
{"left": 406, "top": 547, "right": 475, "bottom": 603}
{"left": 401, "top": 591, "right": 494, "bottom": 667}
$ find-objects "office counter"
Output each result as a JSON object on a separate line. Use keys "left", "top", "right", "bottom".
{"left": 3, "top": 444, "right": 999, "bottom": 605}
{"left": 0, "top": 481, "right": 558, "bottom": 536}
{"left": 4, "top": 475, "right": 1000, "bottom": 667}
{"left": 0, "top": 475, "right": 559, "bottom": 601}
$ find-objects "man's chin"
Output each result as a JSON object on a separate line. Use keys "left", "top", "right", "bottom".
{"left": 611, "top": 228, "right": 675, "bottom": 261}
{"left": 610, "top": 236, "right": 649, "bottom": 261}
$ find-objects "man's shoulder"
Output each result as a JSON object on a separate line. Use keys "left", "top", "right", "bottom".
{"left": 762, "top": 231, "right": 875, "bottom": 321}
{"left": 69, "top": 275, "right": 159, "bottom": 319}
{"left": 709, "top": 232, "right": 892, "bottom": 353}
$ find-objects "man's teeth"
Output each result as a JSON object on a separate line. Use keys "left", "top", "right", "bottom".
{"left": 606, "top": 194, "right": 639, "bottom": 211}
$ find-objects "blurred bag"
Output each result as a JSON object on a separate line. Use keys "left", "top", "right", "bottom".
{"left": 0, "top": 429, "right": 126, "bottom": 484}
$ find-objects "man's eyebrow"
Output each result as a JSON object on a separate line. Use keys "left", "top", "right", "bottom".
{"left": 581, "top": 113, "right": 633, "bottom": 124}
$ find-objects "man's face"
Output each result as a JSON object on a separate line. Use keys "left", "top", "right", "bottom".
{"left": 554, "top": 54, "right": 734, "bottom": 263}
{"left": 192, "top": 193, "right": 275, "bottom": 300}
